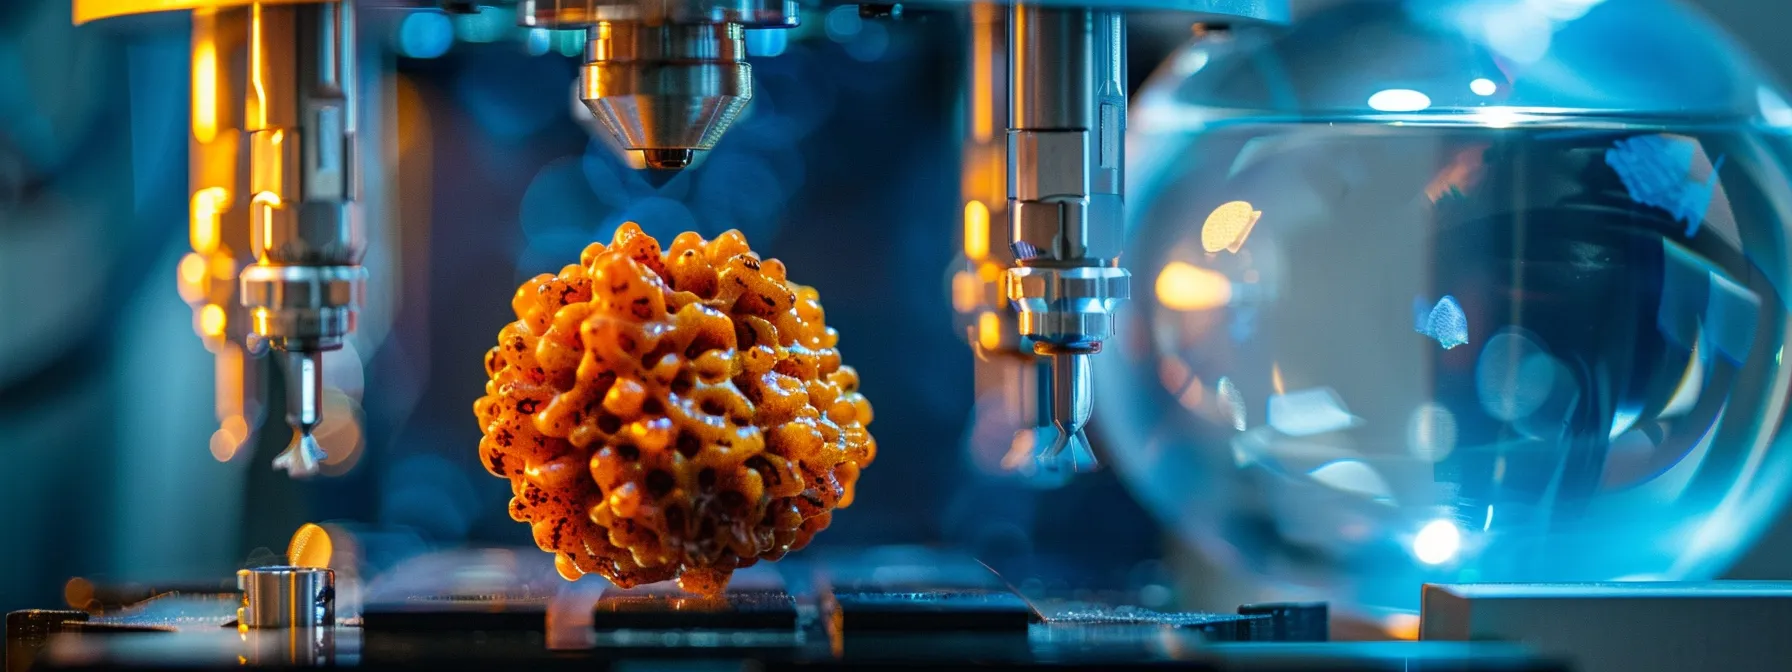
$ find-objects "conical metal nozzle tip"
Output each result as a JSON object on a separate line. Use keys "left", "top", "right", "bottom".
{"left": 274, "top": 432, "right": 325, "bottom": 478}
{"left": 1037, "top": 351, "right": 1099, "bottom": 471}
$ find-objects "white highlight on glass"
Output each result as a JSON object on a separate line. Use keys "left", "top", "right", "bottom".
{"left": 1471, "top": 78, "right": 1498, "bottom": 96}
{"left": 1268, "top": 387, "right": 1361, "bottom": 437}
{"left": 1309, "top": 460, "right": 1393, "bottom": 501}
{"left": 1414, "top": 519, "right": 1463, "bottom": 565}
{"left": 1368, "top": 89, "right": 1432, "bottom": 112}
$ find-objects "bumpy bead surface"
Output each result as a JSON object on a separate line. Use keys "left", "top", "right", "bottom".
{"left": 476, "top": 224, "right": 876, "bottom": 593}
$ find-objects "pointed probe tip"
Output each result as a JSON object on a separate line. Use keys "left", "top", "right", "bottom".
{"left": 273, "top": 431, "right": 325, "bottom": 478}
{"left": 1035, "top": 424, "right": 1099, "bottom": 472}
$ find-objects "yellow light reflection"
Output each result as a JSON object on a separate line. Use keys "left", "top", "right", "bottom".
{"left": 1201, "top": 200, "right": 1262, "bottom": 253}
{"left": 288, "top": 523, "right": 334, "bottom": 568}
{"left": 977, "top": 261, "right": 1003, "bottom": 283}
{"left": 1385, "top": 612, "right": 1421, "bottom": 641}
{"left": 210, "top": 413, "right": 249, "bottom": 462}
{"left": 200, "top": 304, "right": 227, "bottom": 338}
{"left": 192, "top": 34, "right": 218, "bottom": 143}
{"left": 179, "top": 253, "right": 208, "bottom": 287}
{"left": 951, "top": 270, "right": 980, "bottom": 314}
{"left": 1271, "top": 363, "right": 1286, "bottom": 396}
{"left": 252, "top": 190, "right": 284, "bottom": 253}
{"left": 970, "top": 3, "right": 995, "bottom": 143}
{"left": 964, "top": 200, "right": 990, "bottom": 260}
{"left": 190, "top": 187, "right": 230, "bottom": 254}
{"left": 73, "top": 0, "right": 314, "bottom": 25}
{"left": 248, "top": 3, "right": 267, "bottom": 129}
{"left": 1155, "top": 261, "right": 1232, "bottom": 311}
{"left": 977, "top": 311, "right": 1003, "bottom": 352}
{"left": 178, "top": 254, "right": 209, "bottom": 303}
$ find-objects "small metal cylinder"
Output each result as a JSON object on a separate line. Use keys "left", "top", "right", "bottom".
{"left": 239, "top": 566, "right": 335, "bottom": 628}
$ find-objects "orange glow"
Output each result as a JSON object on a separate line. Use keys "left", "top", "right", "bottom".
{"left": 208, "top": 432, "right": 234, "bottom": 462}
{"left": 964, "top": 200, "right": 991, "bottom": 260}
{"left": 1386, "top": 612, "right": 1421, "bottom": 640}
{"left": 190, "top": 187, "right": 229, "bottom": 254}
{"left": 248, "top": 3, "right": 267, "bottom": 129}
{"left": 209, "top": 253, "right": 236, "bottom": 280}
{"left": 210, "top": 413, "right": 249, "bottom": 462}
{"left": 191, "top": 30, "right": 218, "bottom": 143}
{"left": 64, "top": 577, "right": 94, "bottom": 610}
{"left": 1155, "top": 261, "right": 1232, "bottom": 311}
{"left": 977, "top": 261, "right": 1004, "bottom": 283}
{"left": 969, "top": 3, "right": 996, "bottom": 143}
{"left": 179, "top": 253, "right": 208, "bottom": 286}
{"left": 200, "top": 304, "right": 227, "bottom": 338}
{"left": 216, "top": 343, "right": 247, "bottom": 425}
{"left": 288, "top": 523, "right": 334, "bottom": 568}
{"left": 178, "top": 253, "right": 208, "bottom": 303}
{"left": 251, "top": 129, "right": 285, "bottom": 194}
{"left": 252, "top": 190, "right": 284, "bottom": 255}
{"left": 1271, "top": 363, "right": 1286, "bottom": 396}
{"left": 1426, "top": 146, "right": 1488, "bottom": 203}
{"left": 977, "top": 311, "right": 1003, "bottom": 352}
{"left": 1201, "top": 201, "right": 1262, "bottom": 253}
{"left": 73, "top": 0, "right": 313, "bottom": 25}
{"left": 951, "top": 270, "right": 980, "bottom": 314}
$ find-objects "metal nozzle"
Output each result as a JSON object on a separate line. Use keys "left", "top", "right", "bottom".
{"left": 236, "top": 1, "right": 362, "bottom": 479}
{"left": 1004, "top": 5, "right": 1130, "bottom": 471}
{"left": 273, "top": 351, "right": 327, "bottom": 478}
{"left": 1041, "top": 350, "right": 1094, "bottom": 466}
{"left": 580, "top": 21, "right": 751, "bottom": 170}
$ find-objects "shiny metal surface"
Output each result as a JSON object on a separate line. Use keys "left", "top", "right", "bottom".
{"left": 917, "top": 0, "right": 1285, "bottom": 18}
{"left": 239, "top": 566, "right": 336, "bottom": 629}
{"left": 235, "top": 1, "right": 365, "bottom": 475}
{"left": 580, "top": 20, "right": 756, "bottom": 169}
{"left": 520, "top": 0, "right": 801, "bottom": 27}
{"left": 1005, "top": 4, "right": 1130, "bottom": 467}
{"left": 272, "top": 352, "right": 328, "bottom": 476}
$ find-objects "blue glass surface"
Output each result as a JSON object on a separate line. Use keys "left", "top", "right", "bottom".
{"left": 1101, "top": 0, "right": 1792, "bottom": 612}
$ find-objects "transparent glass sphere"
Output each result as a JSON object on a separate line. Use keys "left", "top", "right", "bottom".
{"left": 1101, "top": 0, "right": 1792, "bottom": 612}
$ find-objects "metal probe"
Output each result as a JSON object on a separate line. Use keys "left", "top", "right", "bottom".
{"left": 239, "top": 1, "right": 365, "bottom": 477}
{"left": 1006, "top": 4, "right": 1130, "bottom": 468}
{"left": 273, "top": 351, "right": 327, "bottom": 474}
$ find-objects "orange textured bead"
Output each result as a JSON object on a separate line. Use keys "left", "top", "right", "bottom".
{"left": 475, "top": 223, "right": 876, "bottom": 594}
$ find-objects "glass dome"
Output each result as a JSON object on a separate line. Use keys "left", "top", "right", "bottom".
{"left": 1102, "top": 0, "right": 1792, "bottom": 613}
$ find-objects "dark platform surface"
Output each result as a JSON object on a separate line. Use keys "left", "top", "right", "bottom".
{"left": 9, "top": 547, "right": 1561, "bottom": 672}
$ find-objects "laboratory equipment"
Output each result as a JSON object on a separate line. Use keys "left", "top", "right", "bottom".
{"left": 1100, "top": 0, "right": 1792, "bottom": 612}
{"left": 70, "top": 0, "right": 1287, "bottom": 478}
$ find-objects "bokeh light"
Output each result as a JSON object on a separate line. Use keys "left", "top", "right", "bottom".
{"left": 398, "top": 12, "right": 454, "bottom": 60}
